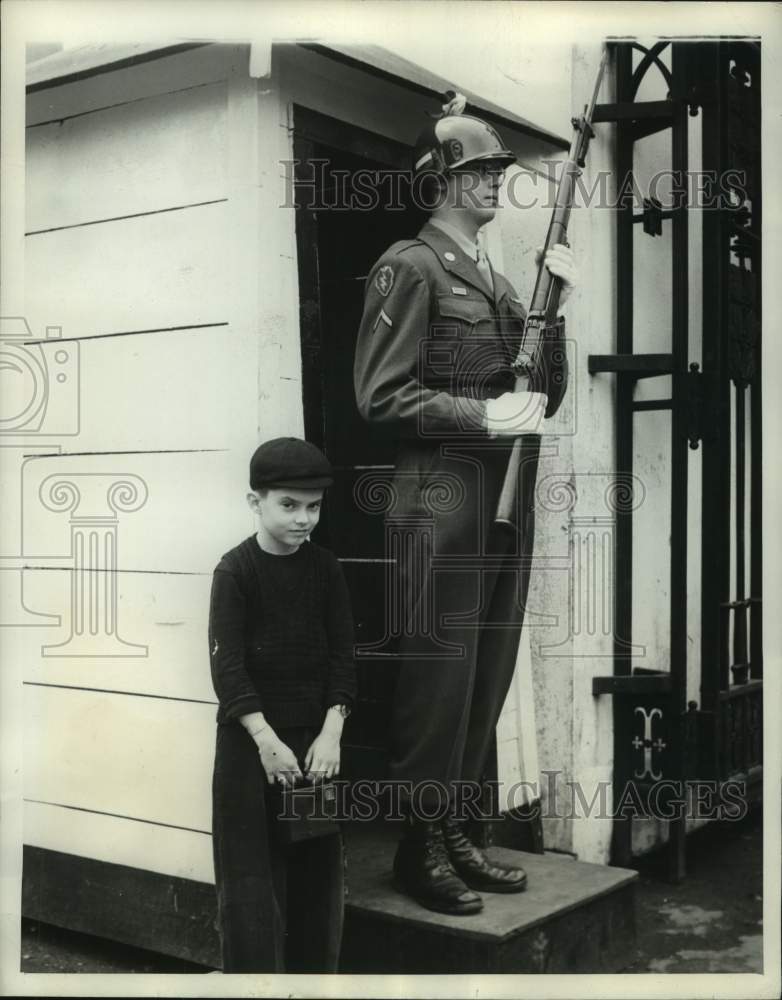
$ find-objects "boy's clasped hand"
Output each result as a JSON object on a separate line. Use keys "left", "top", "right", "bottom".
{"left": 256, "top": 726, "right": 340, "bottom": 788}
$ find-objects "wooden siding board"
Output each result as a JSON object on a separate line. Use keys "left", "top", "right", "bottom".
{"left": 26, "top": 44, "right": 245, "bottom": 127}
{"left": 26, "top": 82, "right": 228, "bottom": 233}
{"left": 24, "top": 801, "right": 214, "bottom": 884}
{"left": 29, "top": 325, "right": 258, "bottom": 453}
{"left": 24, "top": 201, "right": 229, "bottom": 341}
{"left": 24, "top": 684, "right": 215, "bottom": 833}
{"left": 20, "top": 570, "right": 216, "bottom": 704}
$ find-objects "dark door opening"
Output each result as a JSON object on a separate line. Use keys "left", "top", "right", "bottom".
{"left": 293, "top": 106, "right": 426, "bottom": 780}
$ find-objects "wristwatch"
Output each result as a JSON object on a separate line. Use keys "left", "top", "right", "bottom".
{"left": 329, "top": 703, "right": 351, "bottom": 719}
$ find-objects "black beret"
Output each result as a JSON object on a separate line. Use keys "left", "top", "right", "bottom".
{"left": 249, "top": 437, "right": 333, "bottom": 490}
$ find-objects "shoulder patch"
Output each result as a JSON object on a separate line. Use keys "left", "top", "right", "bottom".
{"left": 374, "top": 265, "right": 394, "bottom": 297}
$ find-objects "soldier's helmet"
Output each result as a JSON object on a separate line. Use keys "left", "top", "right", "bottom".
{"left": 413, "top": 94, "right": 517, "bottom": 176}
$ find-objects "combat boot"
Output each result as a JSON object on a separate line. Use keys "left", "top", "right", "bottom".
{"left": 442, "top": 816, "right": 527, "bottom": 893}
{"left": 393, "top": 820, "right": 483, "bottom": 915}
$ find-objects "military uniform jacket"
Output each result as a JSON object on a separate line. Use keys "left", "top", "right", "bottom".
{"left": 354, "top": 222, "right": 568, "bottom": 441}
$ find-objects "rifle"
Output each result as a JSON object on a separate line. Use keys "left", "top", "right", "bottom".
{"left": 495, "top": 48, "right": 608, "bottom": 529}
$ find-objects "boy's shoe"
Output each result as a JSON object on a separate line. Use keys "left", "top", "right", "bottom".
{"left": 442, "top": 816, "right": 527, "bottom": 893}
{"left": 393, "top": 820, "right": 484, "bottom": 915}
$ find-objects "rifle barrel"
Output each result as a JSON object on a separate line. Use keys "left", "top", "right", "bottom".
{"left": 586, "top": 47, "right": 609, "bottom": 122}
{"left": 493, "top": 45, "right": 609, "bottom": 532}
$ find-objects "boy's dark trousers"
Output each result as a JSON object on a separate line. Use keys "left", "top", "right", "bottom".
{"left": 212, "top": 723, "right": 345, "bottom": 973}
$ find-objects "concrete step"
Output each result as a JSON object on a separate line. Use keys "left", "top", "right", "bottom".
{"left": 341, "top": 825, "right": 637, "bottom": 973}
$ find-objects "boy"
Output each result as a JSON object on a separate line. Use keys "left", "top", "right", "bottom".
{"left": 209, "top": 437, "right": 356, "bottom": 972}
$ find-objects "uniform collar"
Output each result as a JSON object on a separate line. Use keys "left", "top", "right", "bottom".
{"left": 428, "top": 218, "right": 480, "bottom": 262}
{"left": 417, "top": 221, "right": 494, "bottom": 299}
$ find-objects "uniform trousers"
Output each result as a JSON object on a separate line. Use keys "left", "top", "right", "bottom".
{"left": 386, "top": 435, "right": 541, "bottom": 815}
{"left": 211, "top": 723, "right": 344, "bottom": 973}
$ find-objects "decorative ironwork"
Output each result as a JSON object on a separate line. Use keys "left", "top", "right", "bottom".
{"left": 629, "top": 41, "right": 673, "bottom": 96}
{"left": 632, "top": 706, "right": 667, "bottom": 780}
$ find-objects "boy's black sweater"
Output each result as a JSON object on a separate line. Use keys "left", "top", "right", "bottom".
{"left": 209, "top": 535, "right": 356, "bottom": 730}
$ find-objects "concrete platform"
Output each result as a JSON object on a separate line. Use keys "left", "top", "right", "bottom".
{"left": 341, "top": 826, "right": 638, "bottom": 973}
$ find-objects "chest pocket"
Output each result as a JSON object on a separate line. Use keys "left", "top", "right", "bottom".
{"left": 430, "top": 294, "right": 514, "bottom": 394}
{"left": 435, "top": 294, "right": 493, "bottom": 332}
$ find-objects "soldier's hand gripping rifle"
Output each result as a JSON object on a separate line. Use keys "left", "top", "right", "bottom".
{"left": 495, "top": 49, "right": 608, "bottom": 529}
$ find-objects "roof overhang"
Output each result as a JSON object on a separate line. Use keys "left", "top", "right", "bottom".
{"left": 298, "top": 43, "right": 569, "bottom": 150}
{"left": 25, "top": 42, "right": 209, "bottom": 92}
{"left": 26, "top": 40, "right": 569, "bottom": 151}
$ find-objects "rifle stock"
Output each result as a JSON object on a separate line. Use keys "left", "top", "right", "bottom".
{"left": 495, "top": 427, "right": 524, "bottom": 529}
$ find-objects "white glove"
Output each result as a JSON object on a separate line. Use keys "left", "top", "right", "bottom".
{"left": 535, "top": 243, "right": 579, "bottom": 309}
{"left": 484, "top": 391, "right": 548, "bottom": 436}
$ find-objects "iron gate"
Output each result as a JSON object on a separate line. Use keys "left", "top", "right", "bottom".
{"left": 590, "top": 40, "right": 762, "bottom": 878}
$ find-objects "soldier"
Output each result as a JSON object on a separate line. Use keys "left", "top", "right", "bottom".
{"left": 353, "top": 102, "right": 578, "bottom": 915}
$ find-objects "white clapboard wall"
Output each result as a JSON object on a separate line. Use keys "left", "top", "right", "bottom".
{"left": 20, "top": 44, "right": 304, "bottom": 885}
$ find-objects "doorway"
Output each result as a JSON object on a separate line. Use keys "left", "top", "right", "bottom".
{"left": 293, "top": 106, "right": 427, "bottom": 780}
